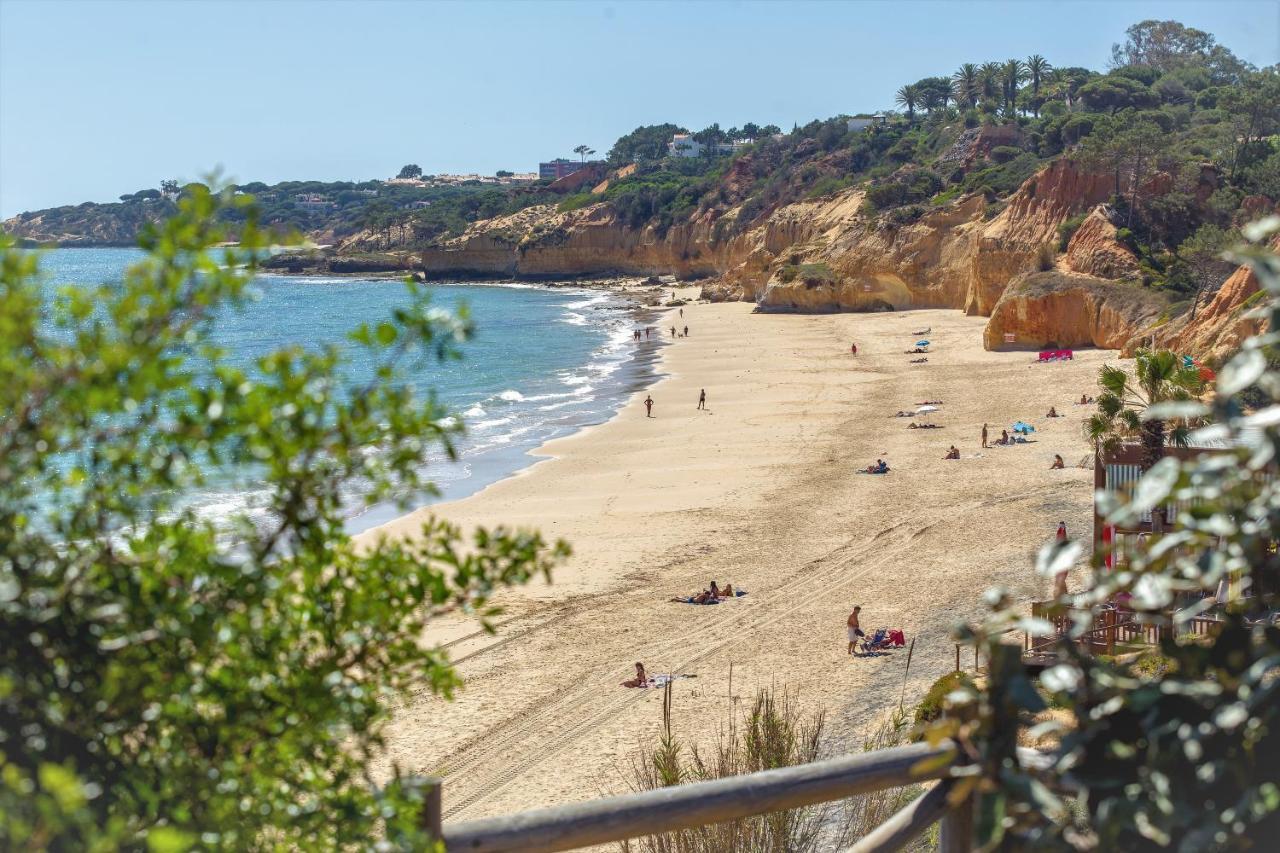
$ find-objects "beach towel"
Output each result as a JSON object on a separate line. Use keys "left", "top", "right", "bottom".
{"left": 648, "top": 674, "right": 697, "bottom": 688}
{"left": 675, "top": 590, "right": 747, "bottom": 605}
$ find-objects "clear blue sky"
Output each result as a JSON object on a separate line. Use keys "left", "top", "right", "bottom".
{"left": 2, "top": 0, "right": 1277, "bottom": 216}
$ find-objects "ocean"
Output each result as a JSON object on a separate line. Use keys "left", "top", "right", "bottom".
{"left": 32, "top": 248, "right": 659, "bottom": 533}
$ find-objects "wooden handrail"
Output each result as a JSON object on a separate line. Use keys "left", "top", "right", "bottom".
{"left": 846, "top": 780, "right": 955, "bottom": 853}
{"left": 442, "top": 740, "right": 960, "bottom": 853}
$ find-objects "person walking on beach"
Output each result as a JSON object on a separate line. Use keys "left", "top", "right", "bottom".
{"left": 847, "top": 606, "right": 864, "bottom": 655}
{"left": 644, "top": 395, "right": 654, "bottom": 418}
{"left": 683, "top": 325, "right": 688, "bottom": 337}
{"left": 851, "top": 342, "right": 857, "bottom": 356}
{"left": 679, "top": 307, "right": 684, "bottom": 318}
{"left": 1056, "top": 521, "right": 1067, "bottom": 542}
{"left": 671, "top": 326, "right": 676, "bottom": 338}
{"left": 645, "top": 327, "right": 651, "bottom": 340}
{"left": 698, "top": 389, "right": 706, "bottom": 410}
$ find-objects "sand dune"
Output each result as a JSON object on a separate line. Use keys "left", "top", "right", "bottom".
{"left": 361, "top": 295, "right": 1106, "bottom": 823}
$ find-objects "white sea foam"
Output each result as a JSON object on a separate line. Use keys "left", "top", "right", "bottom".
{"left": 498, "top": 389, "right": 525, "bottom": 402}
{"left": 473, "top": 416, "right": 515, "bottom": 430}
{"left": 561, "top": 374, "right": 591, "bottom": 386}
{"left": 463, "top": 405, "right": 486, "bottom": 417}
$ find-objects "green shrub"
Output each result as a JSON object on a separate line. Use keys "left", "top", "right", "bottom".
{"left": 557, "top": 191, "right": 595, "bottom": 212}
{"left": 989, "top": 145, "right": 1023, "bottom": 164}
{"left": 1058, "top": 213, "right": 1088, "bottom": 250}
{"left": 0, "top": 190, "right": 569, "bottom": 849}
{"left": 913, "top": 671, "right": 974, "bottom": 728}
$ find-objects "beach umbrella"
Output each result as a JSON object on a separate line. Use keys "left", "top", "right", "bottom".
{"left": 916, "top": 405, "right": 939, "bottom": 414}
{"left": 916, "top": 340, "right": 930, "bottom": 347}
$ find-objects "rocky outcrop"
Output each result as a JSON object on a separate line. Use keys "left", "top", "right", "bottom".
{"left": 1151, "top": 234, "right": 1280, "bottom": 363}
{"left": 2, "top": 204, "right": 172, "bottom": 246}
{"left": 1062, "top": 206, "right": 1141, "bottom": 280}
{"left": 983, "top": 271, "right": 1171, "bottom": 351}
{"left": 753, "top": 158, "right": 1115, "bottom": 317}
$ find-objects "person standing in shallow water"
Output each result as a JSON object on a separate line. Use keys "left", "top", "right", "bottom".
{"left": 698, "top": 389, "right": 706, "bottom": 410}
{"left": 644, "top": 395, "right": 654, "bottom": 418}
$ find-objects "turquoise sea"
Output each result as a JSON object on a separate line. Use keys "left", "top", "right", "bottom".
{"left": 33, "top": 248, "right": 659, "bottom": 532}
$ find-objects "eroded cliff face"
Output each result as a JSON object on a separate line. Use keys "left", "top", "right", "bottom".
{"left": 983, "top": 271, "right": 1170, "bottom": 351}
{"left": 1062, "top": 206, "right": 1140, "bottom": 280}
{"left": 750, "top": 158, "right": 1115, "bottom": 317}
{"left": 1149, "top": 234, "right": 1280, "bottom": 363}
{"left": 334, "top": 159, "right": 1251, "bottom": 359}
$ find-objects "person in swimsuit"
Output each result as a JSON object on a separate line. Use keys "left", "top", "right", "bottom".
{"left": 698, "top": 389, "right": 706, "bottom": 410}
{"left": 622, "top": 662, "right": 647, "bottom": 688}
{"left": 1051, "top": 454, "right": 1065, "bottom": 469}
{"left": 847, "top": 606, "right": 863, "bottom": 654}
{"left": 644, "top": 395, "right": 654, "bottom": 417}
{"left": 981, "top": 423, "right": 988, "bottom": 448}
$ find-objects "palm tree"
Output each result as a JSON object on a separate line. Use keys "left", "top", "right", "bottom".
{"left": 1025, "top": 54, "right": 1052, "bottom": 116}
{"left": 1025, "top": 55, "right": 1051, "bottom": 98}
{"left": 895, "top": 84, "right": 920, "bottom": 123}
{"left": 952, "top": 63, "right": 980, "bottom": 109}
{"left": 1000, "top": 59, "right": 1026, "bottom": 116}
{"left": 1085, "top": 349, "right": 1205, "bottom": 471}
{"left": 979, "top": 62, "right": 1002, "bottom": 103}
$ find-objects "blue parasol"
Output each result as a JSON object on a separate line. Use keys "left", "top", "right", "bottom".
{"left": 915, "top": 340, "right": 930, "bottom": 347}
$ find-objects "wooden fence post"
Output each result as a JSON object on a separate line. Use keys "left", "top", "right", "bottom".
{"left": 421, "top": 776, "right": 443, "bottom": 841}
{"left": 938, "top": 788, "right": 975, "bottom": 853}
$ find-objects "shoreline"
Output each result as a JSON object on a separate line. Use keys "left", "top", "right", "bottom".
{"left": 361, "top": 302, "right": 1112, "bottom": 822}
{"left": 347, "top": 285, "right": 680, "bottom": 534}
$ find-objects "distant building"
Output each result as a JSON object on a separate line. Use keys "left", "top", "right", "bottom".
{"left": 847, "top": 114, "right": 888, "bottom": 132}
{"left": 296, "top": 193, "right": 334, "bottom": 213}
{"left": 540, "top": 159, "right": 589, "bottom": 181}
{"left": 668, "top": 134, "right": 752, "bottom": 158}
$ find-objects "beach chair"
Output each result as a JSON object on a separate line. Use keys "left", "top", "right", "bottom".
{"left": 859, "top": 628, "right": 891, "bottom": 654}
{"left": 1038, "top": 351, "right": 1053, "bottom": 363}
{"left": 1058, "top": 349, "right": 1074, "bottom": 360}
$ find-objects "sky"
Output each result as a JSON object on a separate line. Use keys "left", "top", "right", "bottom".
{"left": 1, "top": 0, "right": 1277, "bottom": 216}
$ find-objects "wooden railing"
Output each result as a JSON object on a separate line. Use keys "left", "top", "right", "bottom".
{"left": 1024, "top": 602, "right": 1223, "bottom": 659}
{"left": 428, "top": 740, "right": 974, "bottom": 852}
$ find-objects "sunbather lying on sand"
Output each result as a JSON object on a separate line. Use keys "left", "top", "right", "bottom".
{"left": 912, "top": 327, "right": 931, "bottom": 336}
{"left": 895, "top": 411, "right": 913, "bottom": 417}
{"left": 670, "top": 580, "right": 745, "bottom": 604}
{"left": 909, "top": 357, "right": 928, "bottom": 364}
{"left": 904, "top": 347, "right": 928, "bottom": 354}
{"left": 863, "top": 459, "right": 890, "bottom": 474}
{"left": 917, "top": 399, "right": 943, "bottom": 405}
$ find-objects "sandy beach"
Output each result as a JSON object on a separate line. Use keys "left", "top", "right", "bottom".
{"left": 360, "top": 294, "right": 1108, "bottom": 822}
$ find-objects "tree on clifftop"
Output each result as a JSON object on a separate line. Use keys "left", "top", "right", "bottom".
{"left": 573, "top": 144, "right": 595, "bottom": 162}
{"left": 895, "top": 84, "right": 921, "bottom": 123}
{"left": 396, "top": 163, "right": 423, "bottom": 179}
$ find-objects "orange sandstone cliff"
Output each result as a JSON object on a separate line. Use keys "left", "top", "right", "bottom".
{"left": 331, "top": 160, "right": 1264, "bottom": 360}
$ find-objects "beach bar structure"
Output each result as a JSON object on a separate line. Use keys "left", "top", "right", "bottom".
{"left": 1091, "top": 432, "right": 1267, "bottom": 565}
